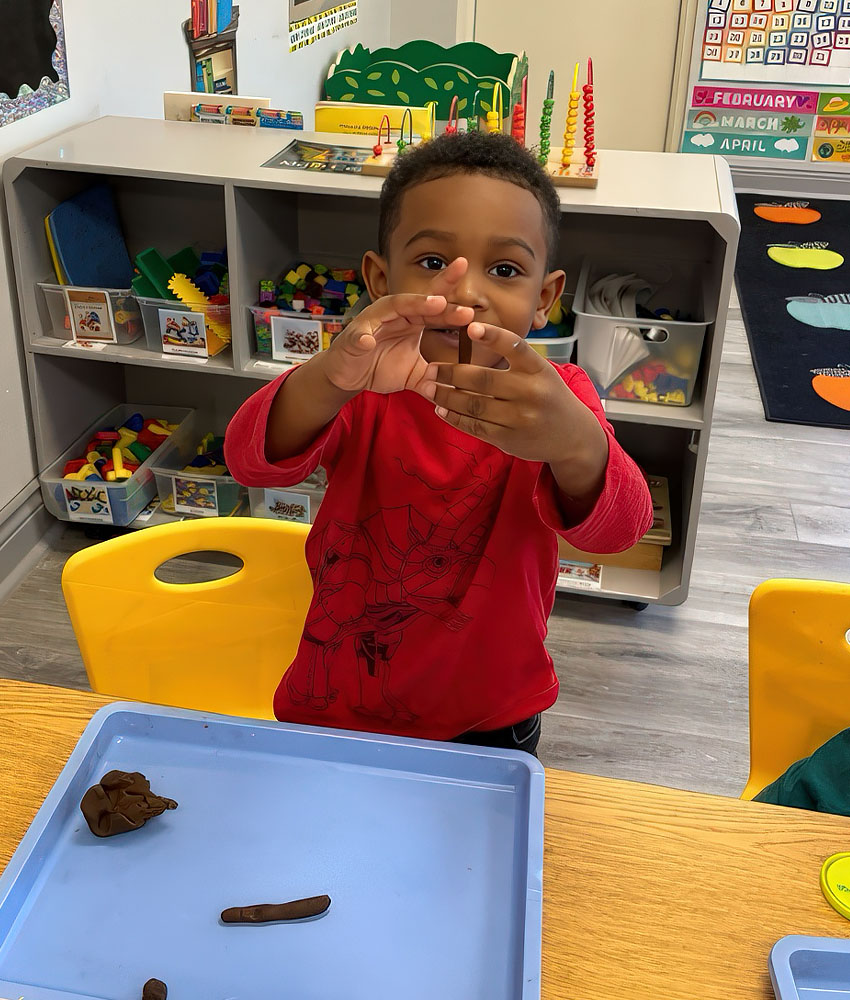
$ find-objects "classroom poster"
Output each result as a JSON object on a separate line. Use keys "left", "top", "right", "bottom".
{"left": 679, "top": 0, "right": 850, "bottom": 163}
{"left": 289, "top": 1, "right": 357, "bottom": 51}
{"left": 0, "top": 0, "right": 69, "bottom": 127}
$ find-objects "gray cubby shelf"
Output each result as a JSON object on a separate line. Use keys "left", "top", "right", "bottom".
{"left": 3, "top": 116, "right": 739, "bottom": 606}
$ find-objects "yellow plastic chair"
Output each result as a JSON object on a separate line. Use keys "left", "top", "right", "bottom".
{"left": 62, "top": 518, "right": 312, "bottom": 719}
{"left": 742, "top": 578, "right": 850, "bottom": 800}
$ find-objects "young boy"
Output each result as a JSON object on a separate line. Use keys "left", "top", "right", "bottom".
{"left": 225, "top": 131, "right": 652, "bottom": 755}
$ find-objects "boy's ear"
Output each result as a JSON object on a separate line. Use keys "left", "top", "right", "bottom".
{"left": 362, "top": 250, "right": 390, "bottom": 300}
{"left": 531, "top": 269, "right": 567, "bottom": 330}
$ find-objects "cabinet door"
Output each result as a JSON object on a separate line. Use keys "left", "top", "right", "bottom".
{"left": 474, "top": 0, "right": 684, "bottom": 151}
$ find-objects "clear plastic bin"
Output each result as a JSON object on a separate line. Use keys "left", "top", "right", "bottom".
{"left": 248, "top": 305, "right": 342, "bottom": 358}
{"left": 37, "top": 282, "right": 142, "bottom": 344}
{"left": 572, "top": 256, "right": 713, "bottom": 406}
{"left": 249, "top": 470, "right": 327, "bottom": 523}
{"left": 527, "top": 334, "right": 576, "bottom": 362}
{"left": 39, "top": 404, "right": 194, "bottom": 526}
{"left": 151, "top": 422, "right": 247, "bottom": 518}
{"left": 138, "top": 295, "right": 231, "bottom": 357}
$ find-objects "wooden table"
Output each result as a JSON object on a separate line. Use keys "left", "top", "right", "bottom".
{"left": 2, "top": 679, "right": 849, "bottom": 999}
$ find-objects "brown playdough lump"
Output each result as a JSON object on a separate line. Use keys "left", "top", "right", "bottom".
{"left": 80, "top": 770, "right": 177, "bottom": 838}
{"left": 220, "top": 895, "right": 331, "bottom": 923}
{"left": 142, "top": 979, "right": 167, "bottom": 1000}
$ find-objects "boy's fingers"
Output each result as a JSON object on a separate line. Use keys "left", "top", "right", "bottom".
{"left": 434, "top": 404, "right": 506, "bottom": 447}
{"left": 428, "top": 363, "right": 521, "bottom": 400}
{"left": 428, "top": 385, "right": 514, "bottom": 427}
{"left": 360, "top": 293, "right": 449, "bottom": 333}
{"left": 467, "top": 322, "right": 548, "bottom": 374}
{"left": 428, "top": 257, "right": 468, "bottom": 298}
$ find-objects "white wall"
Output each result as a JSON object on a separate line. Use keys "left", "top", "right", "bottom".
{"left": 389, "top": 0, "right": 463, "bottom": 47}
{"left": 0, "top": 0, "right": 393, "bottom": 520}
{"left": 91, "top": 0, "right": 393, "bottom": 127}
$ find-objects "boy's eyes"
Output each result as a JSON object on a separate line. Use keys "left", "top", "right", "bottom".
{"left": 415, "top": 257, "right": 522, "bottom": 278}
{"left": 490, "top": 263, "right": 520, "bottom": 279}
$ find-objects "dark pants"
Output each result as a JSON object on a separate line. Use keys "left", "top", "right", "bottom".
{"left": 452, "top": 713, "right": 541, "bottom": 757}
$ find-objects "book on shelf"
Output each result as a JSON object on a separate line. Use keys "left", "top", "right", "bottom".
{"left": 217, "top": 0, "right": 233, "bottom": 31}
{"left": 557, "top": 474, "right": 672, "bottom": 574}
{"left": 208, "top": 0, "right": 217, "bottom": 35}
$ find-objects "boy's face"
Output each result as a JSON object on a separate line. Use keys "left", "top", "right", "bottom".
{"left": 363, "top": 173, "right": 565, "bottom": 367}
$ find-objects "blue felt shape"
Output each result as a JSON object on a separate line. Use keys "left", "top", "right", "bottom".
{"left": 47, "top": 183, "right": 134, "bottom": 288}
{"left": 194, "top": 270, "right": 220, "bottom": 296}
{"left": 786, "top": 294, "right": 850, "bottom": 330}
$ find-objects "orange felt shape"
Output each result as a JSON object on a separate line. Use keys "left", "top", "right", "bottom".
{"left": 754, "top": 205, "right": 822, "bottom": 224}
{"left": 812, "top": 373, "right": 850, "bottom": 410}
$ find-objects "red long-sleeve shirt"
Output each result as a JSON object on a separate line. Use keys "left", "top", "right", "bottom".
{"left": 225, "top": 363, "right": 652, "bottom": 740}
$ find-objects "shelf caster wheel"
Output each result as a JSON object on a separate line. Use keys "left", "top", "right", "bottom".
{"left": 623, "top": 600, "right": 649, "bottom": 612}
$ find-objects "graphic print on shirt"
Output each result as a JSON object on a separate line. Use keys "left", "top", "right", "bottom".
{"left": 285, "top": 455, "right": 500, "bottom": 726}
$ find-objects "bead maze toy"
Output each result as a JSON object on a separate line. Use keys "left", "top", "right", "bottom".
{"left": 543, "top": 58, "right": 598, "bottom": 188}
{"left": 361, "top": 108, "right": 415, "bottom": 176}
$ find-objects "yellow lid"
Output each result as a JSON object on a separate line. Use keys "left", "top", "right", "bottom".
{"left": 820, "top": 853, "right": 850, "bottom": 920}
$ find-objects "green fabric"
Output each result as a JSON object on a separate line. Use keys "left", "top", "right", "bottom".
{"left": 754, "top": 728, "right": 850, "bottom": 816}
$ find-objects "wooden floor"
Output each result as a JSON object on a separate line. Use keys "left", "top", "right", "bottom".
{"left": 2, "top": 296, "right": 848, "bottom": 797}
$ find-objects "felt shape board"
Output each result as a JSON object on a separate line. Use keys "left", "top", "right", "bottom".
{"left": 678, "top": 0, "right": 850, "bottom": 162}
{"left": 324, "top": 41, "right": 528, "bottom": 122}
{"left": 0, "top": 0, "right": 69, "bottom": 127}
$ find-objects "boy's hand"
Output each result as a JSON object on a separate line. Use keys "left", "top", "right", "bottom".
{"left": 418, "top": 322, "right": 610, "bottom": 507}
{"left": 319, "top": 259, "right": 474, "bottom": 395}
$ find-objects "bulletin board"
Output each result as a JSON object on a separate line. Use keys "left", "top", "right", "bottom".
{"left": 0, "top": 0, "right": 69, "bottom": 127}
{"left": 679, "top": 0, "right": 850, "bottom": 164}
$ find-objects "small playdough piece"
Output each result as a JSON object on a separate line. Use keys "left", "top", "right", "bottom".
{"left": 767, "top": 243, "right": 844, "bottom": 269}
{"left": 142, "top": 979, "right": 168, "bottom": 1000}
{"left": 754, "top": 201, "right": 822, "bottom": 225}
{"left": 80, "top": 770, "right": 177, "bottom": 837}
{"left": 458, "top": 325, "right": 472, "bottom": 365}
{"left": 220, "top": 895, "right": 331, "bottom": 923}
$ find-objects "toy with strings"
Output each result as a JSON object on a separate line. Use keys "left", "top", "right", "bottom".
{"left": 538, "top": 71, "right": 554, "bottom": 165}
{"left": 444, "top": 96, "right": 459, "bottom": 136}
{"left": 561, "top": 62, "right": 580, "bottom": 168}
{"left": 467, "top": 89, "right": 481, "bottom": 133}
{"left": 486, "top": 82, "right": 503, "bottom": 134}
{"left": 362, "top": 107, "right": 415, "bottom": 175}
{"left": 543, "top": 57, "right": 598, "bottom": 187}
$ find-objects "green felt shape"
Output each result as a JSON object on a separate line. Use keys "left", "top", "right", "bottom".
{"left": 324, "top": 41, "right": 527, "bottom": 120}
{"left": 167, "top": 247, "right": 201, "bottom": 277}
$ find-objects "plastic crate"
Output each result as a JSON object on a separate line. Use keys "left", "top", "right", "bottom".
{"left": 39, "top": 404, "right": 194, "bottom": 526}
{"left": 138, "top": 295, "right": 231, "bottom": 357}
{"left": 37, "top": 282, "right": 142, "bottom": 345}
{"left": 572, "top": 256, "right": 713, "bottom": 406}
{"left": 249, "top": 470, "right": 327, "bottom": 523}
{"left": 526, "top": 334, "right": 576, "bottom": 362}
{"left": 151, "top": 424, "right": 247, "bottom": 518}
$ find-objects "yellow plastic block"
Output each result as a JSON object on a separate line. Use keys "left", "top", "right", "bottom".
{"left": 296, "top": 263, "right": 311, "bottom": 279}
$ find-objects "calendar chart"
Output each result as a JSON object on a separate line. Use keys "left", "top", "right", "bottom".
{"left": 681, "top": 0, "right": 850, "bottom": 162}
{"left": 702, "top": 0, "right": 850, "bottom": 85}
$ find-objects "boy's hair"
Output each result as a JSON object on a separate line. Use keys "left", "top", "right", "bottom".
{"left": 378, "top": 131, "right": 562, "bottom": 269}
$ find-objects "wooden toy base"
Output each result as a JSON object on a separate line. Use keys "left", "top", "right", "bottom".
{"left": 546, "top": 148, "right": 599, "bottom": 188}
{"left": 361, "top": 149, "right": 400, "bottom": 176}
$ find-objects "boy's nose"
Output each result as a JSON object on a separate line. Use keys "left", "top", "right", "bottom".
{"left": 452, "top": 276, "right": 487, "bottom": 310}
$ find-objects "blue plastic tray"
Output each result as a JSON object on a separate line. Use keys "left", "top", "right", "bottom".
{"left": 770, "top": 935, "right": 850, "bottom": 999}
{"left": 0, "top": 703, "right": 544, "bottom": 1000}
